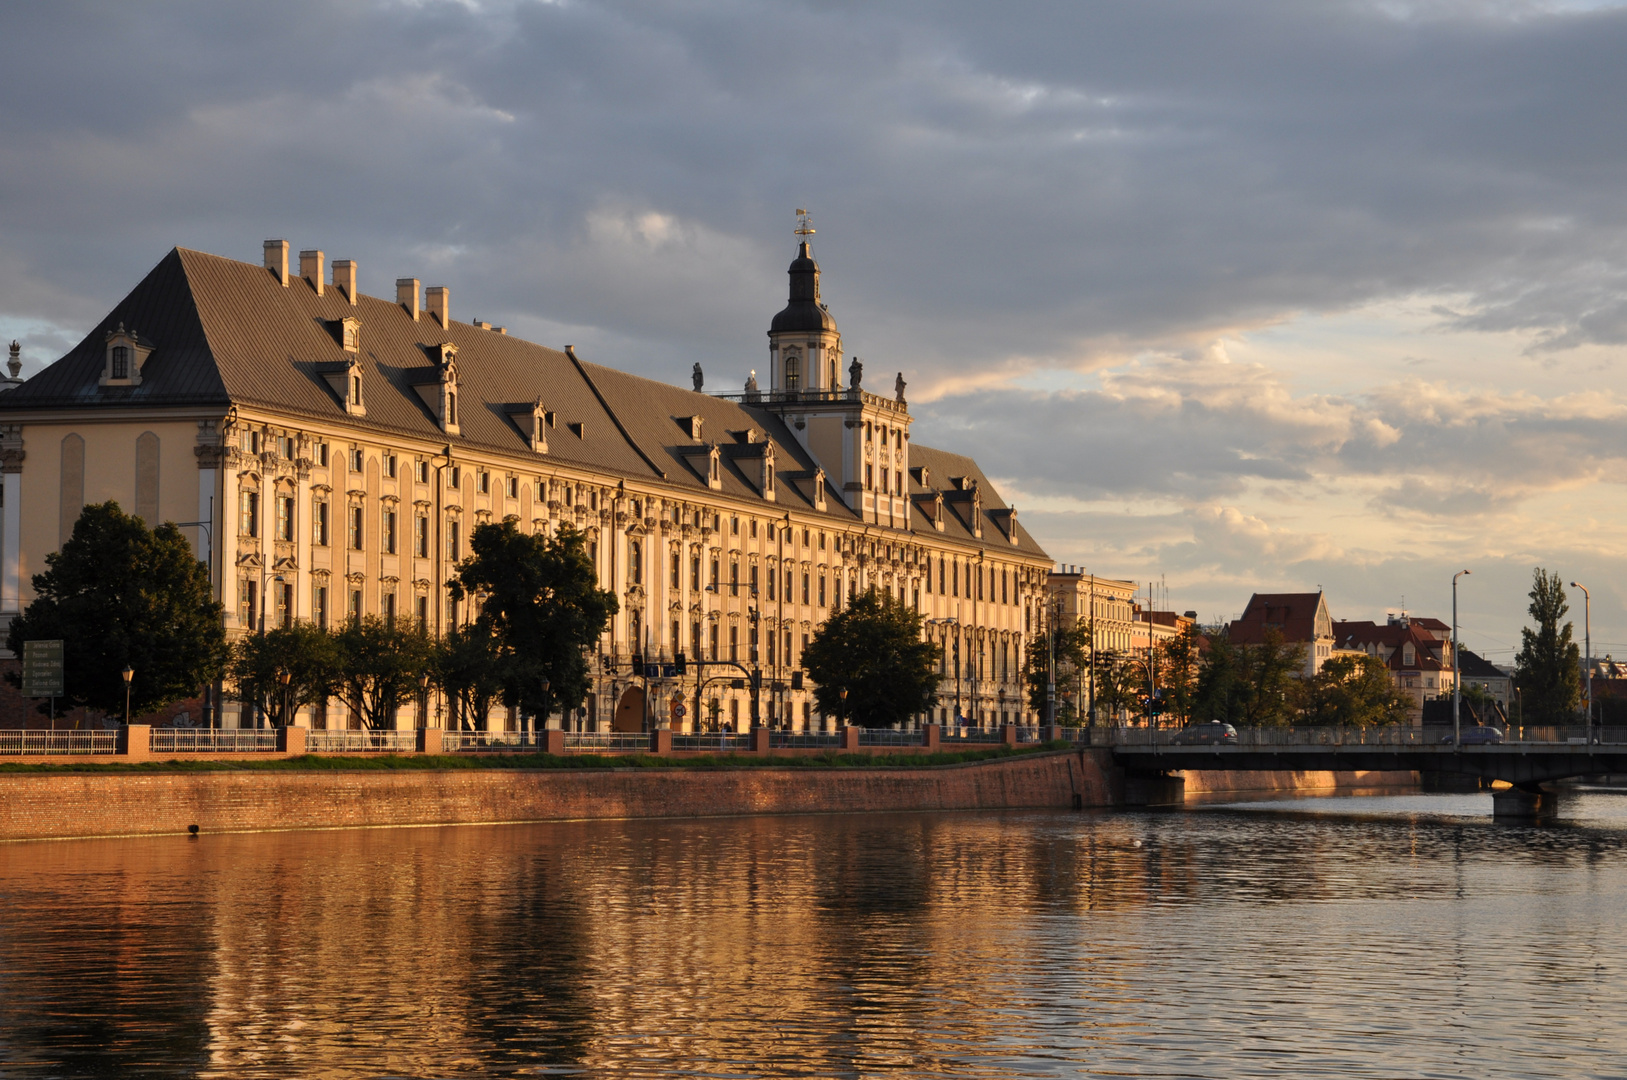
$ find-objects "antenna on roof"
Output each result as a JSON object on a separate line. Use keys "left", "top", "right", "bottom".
{"left": 795, "top": 208, "right": 815, "bottom": 242}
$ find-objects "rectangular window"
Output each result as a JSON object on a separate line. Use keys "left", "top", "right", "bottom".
{"left": 750, "top": 519, "right": 758, "bottom": 539}
{"left": 349, "top": 448, "right": 363, "bottom": 472}
{"left": 506, "top": 476, "right": 518, "bottom": 499}
{"left": 750, "top": 624, "right": 759, "bottom": 663}
{"left": 709, "top": 623, "right": 719, "bottom": 661}
{"left": 277, "top": 582, "right": 294, "bottom": 628}
{"left": 384, "top": 454, "right": 397, "bottom": 479}
{"left": 383, "top": 592, "right": 396, "bottom": 627}
{"left": 730, "top": 625, "right": 739, "bottom": 662}
{"left": 416, "top": 515, "right": 429, "bottom": 558}
{"left": 382, "top": 508, "right": 397, "bottom": 554}
{"left": 416, "top": 460, "right": 429, "bottom": 484}
{"left": 953, "top": 561, "right": 959, "bottom": 597}
{"left": 731, "top": 516, "right": 739, "bottom": 535}
{"left": 447, "top": 519, "right": 460, "bottom": 561}
{"left": 240, "top": 579, "right": 257, "bottom": 627}
{"left": 314, "top": 585, "right": 328, "bottom": 629}
{"left": 692, "top": 621, "right": 702, "bottom": 660}
{"left": 348, "top": 589, "right": 362, "bottom": 622}
{"left": 691, "top": 552, "right": 701, "bottom": 591}
{"left": 317, "top": 442, "right": 328, "bottom": 467}
{"left": 671, "top": 548, "right": 681, "bottom": 586}
{"left": 479, "top": 471, "right": 490, "bottom": 495}
{"left": 766, "top": 565, "right": 775, "bottom": 600}
{"left": 348, "top": 505, "right": 363, "bottom": 550}
{"left": 313, "top": 500, "right": 329, "bottom": 546}
{"left": 450, "top": 466, "right": 461, "bottom": 489}
{"left": 276, "top": 494, "right": 295, "bottom": 542}
{"left": 818, "top": 572, "right": 826, "bottom": 607}
{"left": 711, "top": 557, "right": 720, "bottom": 589}
{"left": 239, "top": 491, "right": 259, "bottom": 538}
{"left": 802, "top": 573, "right": 810, "bottom": 604}
{"left": 730, "top": 558, "right": 739, "bottom": 597}
{"left": 416, "top": 595, "right": 429, "bottom": 630}
{"left": 750, "top": 564, "right": 759, "bottom": 596}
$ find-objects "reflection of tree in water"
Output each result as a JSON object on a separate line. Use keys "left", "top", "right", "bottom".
{"left": 459, "top": 839, "right": 594, "bottom": 1074}
{"left": 0, "top": 842, "right": 212, "bottom": 1077}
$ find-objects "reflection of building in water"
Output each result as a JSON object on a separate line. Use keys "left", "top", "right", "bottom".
{"left": 0, "top": 233, "right": 1052, "bottom": 731}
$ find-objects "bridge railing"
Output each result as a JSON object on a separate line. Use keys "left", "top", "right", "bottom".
{"left": 1074, "top": 724, "right": 1627, "bottom": 748}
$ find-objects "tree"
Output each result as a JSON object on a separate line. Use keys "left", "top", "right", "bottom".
{"left": 1158, "top": 624, "right": 1203, "bottom": 726}
{"left": 227, "top": 621, "right": 341, "bottom": 728}
{"left": 5, "top": 501, "right": 226, "bottom": 720}
{"left": 334, "top": 616, "right": 437, "bottom": 730}
{"left": 448, "top": 522, "right": 617, "bottom": 726}
{"left": 435, "top": 620, "right": 508, "bottom": 732}
{"left": 1295, "top": 654, "right": 1410, "bottom": 726}
{"left": 1023, "top": 619, "right": 1090, "bottom": 721}
{"left": 1515, "top": 567, "right": 1582, "bottom": 724}
{"left": 1091, "top": 652, "right": 1144, "bottom": 722}
{"left": 1192, "top": 629, "right": 1303, "bottom": 727}
{"left": 803, "top": 587, "right": 941, "bottom": 727}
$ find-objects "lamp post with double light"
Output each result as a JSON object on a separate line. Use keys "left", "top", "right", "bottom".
{"left": 1452, "top": 569, "right": 1470, "bottom": 748}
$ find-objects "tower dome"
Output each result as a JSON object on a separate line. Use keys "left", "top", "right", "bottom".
{"left": 770, "top": 242, "right": 839, "bottom": 334}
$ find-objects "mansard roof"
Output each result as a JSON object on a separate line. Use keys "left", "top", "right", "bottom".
{"left": 2, "top": 245, "right": 1046, "bottom": 559}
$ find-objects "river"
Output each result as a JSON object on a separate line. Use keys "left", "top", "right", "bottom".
{"left": 2, "top": 790, "right": 1626, "bottom": 1078}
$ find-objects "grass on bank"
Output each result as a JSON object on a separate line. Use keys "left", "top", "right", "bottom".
{"left": 0, "top": 742, "right": 1074, "bottom": 775}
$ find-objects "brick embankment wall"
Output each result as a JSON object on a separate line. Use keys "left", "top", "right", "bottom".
{"left": 0, "top": 750, "right": 1122, "bottom": 842}
{"left": 1181, "top": 769, "right": 1418, "bottom": 794}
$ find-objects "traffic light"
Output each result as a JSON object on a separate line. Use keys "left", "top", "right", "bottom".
{"left": 674, "top": 652, "right": 687, "bottom": 676}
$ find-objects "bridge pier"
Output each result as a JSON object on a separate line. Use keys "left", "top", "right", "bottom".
{"left": 1492, "top": 785, "right": 1556, "bottom": 822}
{"left": 1123, "top": 772, "right": 1185, "bottom": 808}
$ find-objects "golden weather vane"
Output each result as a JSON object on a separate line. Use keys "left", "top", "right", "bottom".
{"left": 795, "top": 208, "right": 815, "bottom": 240}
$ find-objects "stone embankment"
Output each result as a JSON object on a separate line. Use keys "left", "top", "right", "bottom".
{"left": 0, "top": 748, "right": 1421, "bottom": 843}
{"left": 0, "top": 749, "right": 1118, "bottom": 842}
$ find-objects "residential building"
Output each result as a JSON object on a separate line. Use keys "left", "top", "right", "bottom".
{"left": 1456, "top": 647, "right": 1512, "bottom": 714}
{"left": 1228, "top": 592, "right": 1334, "bottom": 677}
{"left": 0, "top": 237, "right": 1052, "bottom": 731}
{"left": 1332, "top": 614, "right": 1458, "bottom": 723}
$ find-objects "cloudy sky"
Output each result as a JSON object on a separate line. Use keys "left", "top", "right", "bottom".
{"left": 3, "top": 0, "right": 1626, "bottom": 665}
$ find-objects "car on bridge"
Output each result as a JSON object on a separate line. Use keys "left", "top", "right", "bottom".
{"left": 1172, "top": 722, "right": 1238, "bottom": 746}
{"left": 1441, "top": 725, "right": 1505, "bottom": 746}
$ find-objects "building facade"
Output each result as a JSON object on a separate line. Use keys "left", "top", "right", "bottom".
{"left": 0, "top": 238, "right": 1052, "bottom": 731}
{"left": 1229, "top": 592, "right": 1335, "bottom": 678}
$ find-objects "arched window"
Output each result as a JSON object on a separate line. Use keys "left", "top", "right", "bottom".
{"left": 785, "top": 354, "right": 800, "bottom": 390}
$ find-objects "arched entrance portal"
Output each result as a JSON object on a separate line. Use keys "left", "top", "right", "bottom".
{"left": 612, "top": 685, "right": 647, "bottom": 733}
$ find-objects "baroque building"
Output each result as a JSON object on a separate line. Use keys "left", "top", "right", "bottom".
{"left": 0, "top": 236, "right": 1052, "bottom": 731}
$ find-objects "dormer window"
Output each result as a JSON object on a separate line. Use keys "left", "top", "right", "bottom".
{"left": 350, "top": 374, "right": 363, "bottom": 407}
{"left": 708, "top": 446, "right": 722, "bottom": 490}
{"left": 341, "top": 317, "right": 360, "bottom": 352}
{"left": 100, "top": 323, "right": 154, "bottom": 387}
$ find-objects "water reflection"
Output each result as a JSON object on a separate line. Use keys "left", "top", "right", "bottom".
{"left": 2, "top": 797, "right": 1627, "bottom": 1077}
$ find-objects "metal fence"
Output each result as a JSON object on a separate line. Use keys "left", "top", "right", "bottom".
{"left": 443, "top": 730, "right": 543, "bottom": 752}
{"left": 768, "top": 731, "right": 843, "bottom": 749}
{"left": 564, "top": 731, "right": 655, "bottom": 752}
{"left": 1058, "top": 723, "right": 1627, "bottom": 748}
{"left": 857, "top": 729, "right": 924, "bottom": 747}
{"left": 940, "top": 726, "right": 1005, "bottom": 744}
{"left": 0, "top": 729, "right": 119, "bottom": 755}
{"left": 672, "top": 733, "right": 753, "bottom": 753}
{"left": 306, "top": 729, "right": 417, "bottom": 753}
{"left": 150, "top": 728, "right": 279, "bottom": 754}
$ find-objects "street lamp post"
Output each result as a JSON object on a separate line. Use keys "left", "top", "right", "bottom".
{"left": 1452, "top": 569, "right": 1470, "bottom": 749}
{"left": 277, "top": 668, "right": 292, "bottom": 729}
{"left": 1571, "top": 581, "right": 1592, "bottom": 743}
{"left": 121, "top": 664, "right": 134, "bottom": 726}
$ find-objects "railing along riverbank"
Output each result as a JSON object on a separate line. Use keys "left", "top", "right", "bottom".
{"left": 6, "top": 722, "right": 1625, "bottom": 765}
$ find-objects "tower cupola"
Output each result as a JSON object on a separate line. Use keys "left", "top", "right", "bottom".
{"left": 768, "top": 212, "right": 842, "bottom": 394}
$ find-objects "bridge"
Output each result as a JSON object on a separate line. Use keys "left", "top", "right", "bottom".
{"left": 1088, "top": 725, "right": 1627, "bottom": 819}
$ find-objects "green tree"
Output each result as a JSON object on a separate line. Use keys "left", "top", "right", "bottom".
{"left": 435, "top": 620, "right": 508, "bottom": 732}
{"left": 449, "top": 522, "right": 617, "bottom": 726}
{"left": 1514, "top": 568, "right": 1582, "bottom": 724}
{"left": 803, "top": 587, "right": 941, "bottom": 727}
{"left": 1193, "top": 629, "right": 1303, "bottom": 727}
{"left": 1295, "top": 654, "right": 1410, "bottom": 726}
{"left": 227, "top": 621, "right": 341, "bottom": 728}
{"left": 1091, "top": 652, "right": 1144, "bottom": 721}
{"left": 1023, "top": 619, "right": 1090, "bottom": 721}
{"left": 1158, "top": 624, "right": 1203, "bottom": 726}
{"left": 334, "top": 616, "right": 437, "bottom": 730}
{"left": 5, "top": 501, "right": 226, "bottom": 720}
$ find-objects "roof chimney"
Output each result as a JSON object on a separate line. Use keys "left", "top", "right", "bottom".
{"left": 299, "top": 250, "right": 325, "bottom": 297}
{"left": 426, "top": 286, "right": 449, "bottom": 327}
{"left": 397, "top": 278, "right": 420, "bottom": 321}
{"left": 263, "top": 240, "right": 289, "bottom": 286}
{"left": 333, "top": 260, "right": 358, "bottom": 305}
